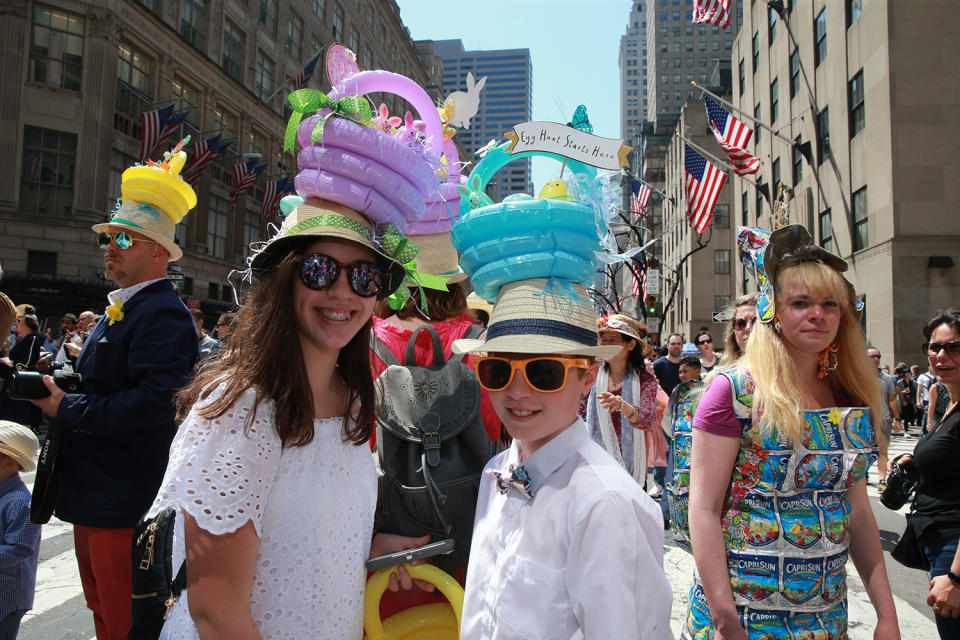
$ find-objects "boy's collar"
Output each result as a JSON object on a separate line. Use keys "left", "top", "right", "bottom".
{"left": 507, "top": 418, "right": 586, "bottom": 495}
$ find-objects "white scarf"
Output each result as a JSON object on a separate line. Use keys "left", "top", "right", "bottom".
{"left": 589, "top": 366, "right": 646, "bottom": 485}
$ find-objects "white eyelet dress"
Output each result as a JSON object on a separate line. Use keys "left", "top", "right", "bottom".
{"left": 148, "top": 385, "right": 378, "bottom": 640}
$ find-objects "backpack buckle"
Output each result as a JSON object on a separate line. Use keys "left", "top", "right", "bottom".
{"left": 422, "top": 430, "right": 441, "bottom": 467}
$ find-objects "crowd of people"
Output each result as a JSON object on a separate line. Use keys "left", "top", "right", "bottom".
{"left": 0, "top": 66, "right": 957, "bottom": 640}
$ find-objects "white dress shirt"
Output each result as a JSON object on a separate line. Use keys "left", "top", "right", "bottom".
{"left": 461, "top": 418, "right": 672, "bottom": 640}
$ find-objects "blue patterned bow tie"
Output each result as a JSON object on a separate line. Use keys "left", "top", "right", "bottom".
{"left": 486, "top": 464, "right": 535, "bottom": 499}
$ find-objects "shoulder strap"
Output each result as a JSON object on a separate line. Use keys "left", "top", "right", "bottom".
{"left": 405, "top": 325, "right": 444, "bottom": 367}
{"left": 463, "top": 324, "right": 483, "bottom": 341}
{"left": 370, "top": 333, "right": 400, "bottom": 368}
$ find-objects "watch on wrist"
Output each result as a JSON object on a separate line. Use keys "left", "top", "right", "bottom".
{"left": 947, "top": 571, "right": 960, "bottom": 586}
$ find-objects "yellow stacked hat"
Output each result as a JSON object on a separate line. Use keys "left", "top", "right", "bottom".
{"left": 92, "top": 139, "right": 197, "bottom": 261}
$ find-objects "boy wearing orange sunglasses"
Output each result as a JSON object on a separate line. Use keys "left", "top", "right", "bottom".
{"left": 453, "top": 278, "right": 672, "bottom": 639}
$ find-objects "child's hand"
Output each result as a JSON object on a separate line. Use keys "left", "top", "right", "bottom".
{"left": 369, "top": 533, "right": 435, "bottom": 592}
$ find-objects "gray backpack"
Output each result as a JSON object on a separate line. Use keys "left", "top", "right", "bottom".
{"left": 372, "top": 324, "right": 500, "bottom": 576}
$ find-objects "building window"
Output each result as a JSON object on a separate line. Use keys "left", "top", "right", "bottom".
{"left": 792, "top": 137, "right": 803, "bottom": 185}
{"left": 27, "top": 250, "right": 58, "bottom": 276}
{"left": 222, "top": 21, "right": 244, "bottom": 80}
{"left": 772, "top": 158, "right": 781, "bottom": 190}
{"left": 180, "top": 0, "right": 204, "bottom": 49}
{"left": 20, "top": 126, "right": 76, "bottom": 216}
{"left": 212, "top": 107, "right": 235, "bottom": 142}
{"left": 741, "top": 190, "right": 749, "bottom": 225}
{"left": 846, "top": 0, "right": 861, "bottom": 27}
{"left": 207, "top": 195, "right": 229, "bottom": 258}
{"left": 171, "top": 77, "right": 198, "bottom": 125}
{"left": 770, "top": 78, "right": 779, "bottom": 123}
{"left": 849, "top": 70, "right": 865, "bottom": 137}
{"left": 789, "top": 49, "right": 800, "bottom": 99}
{"left": 852, "top": 187, "right": 868, "bottom": 251}
{"left": 348, "top": 31, "right": 358, "bottom": 55}
{"left": 29, "top": 4, "right": 84, "bottom": 90}
{"left": 714, "top": 249, "right": 731, "bottom": 274}
{"left": 333, "top": 4, "right": 344, "bottom": 40}
{"left": 244, "top": 210, "right": 261, "bottom": 248}
{"left": 208, "top": 282, "right": 219, "bottom": 299}
{"left": 754, "top": 103, "right": 761, "bottom": 144}
{"left": 259, "top": 0, "right": 277, "bottom": 34}
{"left": 768, "top": 7, "right": 777, "bottom": 44}
{"left": 713, "top": 204, "right": 729, "bottom": 228}
{"left": 756, "top": 189, "right": 766, "bottom": 219}
{"left": 752, "top": 32, "right": 759, "bottom": 71}
{"left": 818, "top": 209, "right": 833, "bottom": 252}
{"left": 313, "top": 0, "right": 325, "bottom": 19}
{"left": 814, "top": 8, "right": 827, "bottom": 66}
{"left": 287, "top": 14, "right": 302, "bottom": 60}
{"left": 738, "top": 58, "right": 744, "bottom": 95}
{"left": 715, "top": 295, "right": 731, "bottom": 314}
{"left": 117, "top": 41, "right": 152, "bottom": 96}
{"left": 254, "top": 50, "right": 274, "bottom": 102}
{"left": 817, "top": 108, "right": 830, "bottom": 164}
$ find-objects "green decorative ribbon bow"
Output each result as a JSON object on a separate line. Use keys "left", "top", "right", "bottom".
{"left": 284, "top": 89, "right": 374, "bottom": 153}
{"left": 386, "top": 262, "right": 450, "bottom": 311}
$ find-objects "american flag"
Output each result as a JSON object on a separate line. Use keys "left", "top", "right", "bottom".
{"left": 692, "top": 0, "right": 731, "bottom": 30}
{"left": 229, "top": 160, "right": 267, "bottom": 207}
{"left": 139, "top": 104, "right": 174, "bottom": 162}
{"left": 259, "top": 177, "right": 293, "bottom": 219}
{"left": 631, "top": 179, "right": 651, "bottom": 216}
{"left": 704, "top": 95, "right": 760, "bottom": 175}
{"left": 631, "top": 254, "right": 647, "bottom": 299}
{"left": 182, "top": 135, "right": 231, "bottom": 187}
{"left": 685, "top": 146, "right": 727, "bottom": 234}
{"left": 293, "top": 53, "right": 322, "bottom": 91}
{"left": 153, "top": 110, "right": 190, "bottom": 155}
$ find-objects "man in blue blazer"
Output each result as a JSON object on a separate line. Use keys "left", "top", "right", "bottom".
{"left": 33, "top": 149, "right": 198, "bottom": 640}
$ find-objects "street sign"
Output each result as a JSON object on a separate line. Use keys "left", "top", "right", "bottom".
{"left": 646, "top": 269, "right": 660, "bottom": 293}
{"left": 646, "top": 317, "right": 661, "bottom": 334}
{"left": 712, "top": 311, "right": 728, "bottom": 323}
{"left": 167, "top": 274, "right": 184, "bottom": 281}
{"left": 166, "top": 264, "right": 183, "bottom": 274}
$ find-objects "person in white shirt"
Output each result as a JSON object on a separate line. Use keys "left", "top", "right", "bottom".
{"left": 453, "top": 278, "right": 672, "bottom": 640}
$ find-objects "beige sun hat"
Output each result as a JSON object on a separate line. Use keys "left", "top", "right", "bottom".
{"left": 466, "top": 291, "right": 494, "bottom": 315}
{"left": 92, "top": 143, "right": 197, "bottom": 262}
{"left": 0, "top": 421, "right": 40, "bottom": 471}
{"left": 452, "top": 278, "right": 623, "bottom": 360}
{"left": 410, "top": 231, "right": 466, "bottom": 284}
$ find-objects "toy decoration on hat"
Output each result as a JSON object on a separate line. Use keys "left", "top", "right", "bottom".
{"left": 92, "top": 137, "right": 197, "bottom": 262}
{"left": 736, "top": 224, "right": 864, "bottom": 324}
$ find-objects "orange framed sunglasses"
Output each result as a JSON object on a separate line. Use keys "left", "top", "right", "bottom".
{"left": 474, "top": 355, "right": 593, "bottom": 393}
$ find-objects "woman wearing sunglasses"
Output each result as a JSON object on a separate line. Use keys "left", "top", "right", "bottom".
{"left": 585, "top": 314, "right": 662, "bottom": 488}
{"left": 685, "top": 226, "right": 898, "bottom": 640}
{"left": 890, "top": 309, "right": 960, "bottom": 638}
{"left": 695, "top": 330, "right": 718, "bottom": 377}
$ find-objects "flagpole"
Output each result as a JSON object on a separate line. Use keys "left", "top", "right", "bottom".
{"left": 691, "top": 82, "right": 797, "bottom": 148}
{"left": 677, "top": 134, "right": 768, "bottom": 192}
{"left": 266, "top": 48, "right": 325, "bottom": 104}
{"left": 630, "top": 175, "right": 667, "bottom": 197}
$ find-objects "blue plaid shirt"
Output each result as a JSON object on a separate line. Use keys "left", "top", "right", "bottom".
{"left": 0, "top": 473, "right": 41, "bottom": 618}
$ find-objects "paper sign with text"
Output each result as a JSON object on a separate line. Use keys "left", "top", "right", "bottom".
{"left": 504, "top": 121, "right": 632, "bottom": 170}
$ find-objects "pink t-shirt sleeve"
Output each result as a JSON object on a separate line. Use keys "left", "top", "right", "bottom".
{"left": 693, "top": 374, "right": 744, "bottom": 438}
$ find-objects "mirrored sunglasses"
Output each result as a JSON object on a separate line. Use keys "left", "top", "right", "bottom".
{"left": 97, "top": 231, "right": 156, "bottom": 250}
{"left": 298, "top": 253, "right": 384, "bottom": 298}
{"left": 923, "top": 341, "right": 960, "bottom": 356}
{"left": 474, "top": 356, "right": 592, "bottom": 393}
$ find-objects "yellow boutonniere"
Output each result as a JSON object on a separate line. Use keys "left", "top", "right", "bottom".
{"left": 827, "top": 408, "right": 843, "bottom": 425}
{"left": 105, "top": 299, "right": 125, "bottom": 326}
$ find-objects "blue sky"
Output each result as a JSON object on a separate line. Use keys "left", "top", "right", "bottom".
{"left": 395, "top": 0, "right": 630, "bottom": 190}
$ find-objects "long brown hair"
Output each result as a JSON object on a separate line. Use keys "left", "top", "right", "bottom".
{"left": 177, "top": 241, "right": 377, "bottom": 446}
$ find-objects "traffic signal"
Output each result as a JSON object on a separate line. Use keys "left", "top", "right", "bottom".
{"left": 645, "top": 294, "right": 657, "bottom": 315}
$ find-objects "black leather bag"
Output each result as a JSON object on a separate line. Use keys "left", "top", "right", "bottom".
{"left": 892, "top": 514, "right": 930, "bottom": 571}
{"left": 127, "top": 507, "right": 186, "bottom": 640}
{"left": 880, "top": 457, "right": 921, "bottom": 510}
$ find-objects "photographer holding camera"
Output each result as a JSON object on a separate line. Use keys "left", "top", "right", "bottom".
{"left": 29, "top": 149, "right": 198, "bottom": 640}
{"left": 890, "top": 309, "right": 960, "bottom": 639}
{"left": 0, "top": 306, "right": 43, "bottom": 430}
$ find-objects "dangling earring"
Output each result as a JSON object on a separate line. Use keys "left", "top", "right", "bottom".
{"left": 817, "top": 344, "right": 839, "bottom": 379}
{"left": 773, "top": 314, "right": 782, "bottom": 334}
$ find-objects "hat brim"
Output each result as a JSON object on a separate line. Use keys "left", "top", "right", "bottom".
{"left": 0, "top": 444, "right": 35, "bottom": 472}
{"left": 598, "top": 326, "right": 655, "bottom": 359}
{"left": 452, "top": 336, "right": 623, "bottom": 361}
{"left": 91, "top": 222, "right": 182, "bottom": 262}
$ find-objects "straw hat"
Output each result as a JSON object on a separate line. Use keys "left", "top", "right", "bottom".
{"left": 92, "top": 144, "right": 197, "bottom": 262}
{"left": 598, "top": 314, "right": 654, "bottom": 359}
{"left": 250, "top": 198, "right": 411, "bottom": 299}
{"left": 0, "top": 421, "right": 40, "bottom": 472}
{"left": 0, "top": 293, "right": 14, "bottom": 334}
{"left": 409, "top": 231, "right": 466, "bottom": 283}
{"left": 466, "top": 291, "right": 493, "bottom": 315}
{"left": 452, "top": 278, "right": 623, "bottom": 360}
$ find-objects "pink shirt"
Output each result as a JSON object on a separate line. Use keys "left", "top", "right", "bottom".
{"left": 692, "top": 373, "right": 743, "bottom": 438}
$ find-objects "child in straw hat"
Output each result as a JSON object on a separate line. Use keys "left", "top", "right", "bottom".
{"left": 452, "top": 279, "right": 672, "bottom": 639}
{"left": 0, "top": 421, "right": 41, "bottom": 638}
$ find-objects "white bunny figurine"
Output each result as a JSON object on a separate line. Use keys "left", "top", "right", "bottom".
{"left": 445, "top": 72, "right": 487, "bottom": 129}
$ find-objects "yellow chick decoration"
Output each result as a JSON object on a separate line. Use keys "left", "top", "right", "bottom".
{"left": 538, "top": 179, "right": 573, "bottom": 201}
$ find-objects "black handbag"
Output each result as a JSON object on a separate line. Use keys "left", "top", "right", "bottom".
{"left": 891, "top": 513, "right": 931, "bottom": 571}
{"left": 127, "top": 507, "right": 186, "bottom": 640}
{"left": 880, "top": 456, "right": 921, "bottom": 510}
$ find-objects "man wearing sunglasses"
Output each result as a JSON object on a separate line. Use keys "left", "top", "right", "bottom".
{"left": 29, "top": 150, "right": 199, "bottom": 640}
{"left": 454, "top": 278, "right": 672, "bottom": 639}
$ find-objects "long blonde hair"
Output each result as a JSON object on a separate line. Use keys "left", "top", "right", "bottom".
{"left": 745, "top": 262, "right": 884, "bottom": 447}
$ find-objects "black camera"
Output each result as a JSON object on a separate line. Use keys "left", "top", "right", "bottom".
{"left": 3, "top": 362, "right": 83, "bottom": 400}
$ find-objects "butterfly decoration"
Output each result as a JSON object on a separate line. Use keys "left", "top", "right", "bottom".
{"left": 568, "top": 104, "right": 593, "bottom": 134}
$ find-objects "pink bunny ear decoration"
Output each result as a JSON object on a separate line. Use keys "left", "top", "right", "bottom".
{"left": 326, "top": 43, "right": 362, "bottom": 86}
{"left": 373, "top": 103, "right": 401, "bottom": 133}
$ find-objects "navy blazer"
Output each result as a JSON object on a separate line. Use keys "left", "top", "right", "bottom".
{"left": 54, "top": 280, "right": 198, "bottom": 528}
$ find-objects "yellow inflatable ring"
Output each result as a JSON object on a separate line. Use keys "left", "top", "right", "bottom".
{"left": 363, "top": 564, "right": 464, "bottom": 640}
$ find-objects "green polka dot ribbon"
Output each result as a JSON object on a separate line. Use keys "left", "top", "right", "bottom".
{"left": 283, "top": 213, "right": 420, "bottom": 267}
{"left": 284, "top": 89, "right": 374, "bottom": 153}
{"left": 386, "top": 263, "right": 450, "bottom": 311}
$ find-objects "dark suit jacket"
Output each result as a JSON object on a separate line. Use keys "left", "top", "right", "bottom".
{"left": 54, "top": 280, "right": 198, "bottom": 528}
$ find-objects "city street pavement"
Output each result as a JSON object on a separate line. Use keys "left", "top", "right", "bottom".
{"left": 17, "top": 429, "right": 937, "bottom": 640}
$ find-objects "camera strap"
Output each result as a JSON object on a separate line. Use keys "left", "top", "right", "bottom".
{"left": 30, "top": 424, "right": 64, "bottom": 524}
